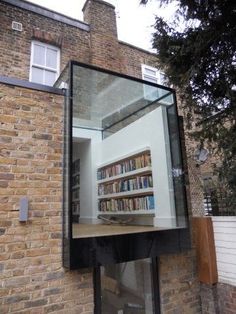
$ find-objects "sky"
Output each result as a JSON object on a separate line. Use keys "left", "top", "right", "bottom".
{"left": 28, "top": 0, "right": 178, "bottom": 51}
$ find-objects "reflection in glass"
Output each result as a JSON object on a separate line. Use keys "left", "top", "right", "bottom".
{"left": 101, "top": 259, "right": 155, "bottom": 314}
{"left": 167, "top": 104, "right": 188, "bottom": 227}
{"left": 62, "top": 81, "right": 71, "bottom": 268}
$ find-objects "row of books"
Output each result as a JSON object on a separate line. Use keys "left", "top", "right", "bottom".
{"left": 98, "top": 175, "right": 153, "bottom": 196}
{"left": 98, "top": 195, "right": 155, "bottom": 212}
{"left": 97, "top": 153, "right": 152, "bottom": 180}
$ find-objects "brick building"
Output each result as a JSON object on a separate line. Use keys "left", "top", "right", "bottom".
{"left": 0, "top": 0, "right": 209, "bottom": 313}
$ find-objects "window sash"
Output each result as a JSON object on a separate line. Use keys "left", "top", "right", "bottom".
{"left": 30, "top": 41, "right": 60, "bottom": 86}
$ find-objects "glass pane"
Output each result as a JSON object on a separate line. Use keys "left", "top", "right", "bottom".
{"left": 66, "top": 63, "right": 188, "bottom": 240}
{"left": 143, "top": 75, "right": 158, "bottom": 84}
{"left": 167, "top": 104, "right": 188, "bottom": 227}
{"left": 31, "top": 67, "right": 44, "bottom": 84}
{"left": 33, "top": 44, "right": 45, "bottom": 66}
{"left": 144, "top": 68, "right": 157, "bottom": 77}
{"left": 159, "top": 72, "right": 165, "bottom": 85}
{"left": 72, "top": 65, "right": 170, "bottom": 130}
{"left": 44, "top": 70, "right": 56, "bottom": 86}
{"left": 58, "top": 62, "right": 189, "bottom": 268}
{"left": 62, "top": 65, "right": 71, "bottom": 268}
{"left": 101, "top": 259, "right": 154, "bottom": 314}
{"left": 46, "top": 48, "right": 58, "bottom": 69}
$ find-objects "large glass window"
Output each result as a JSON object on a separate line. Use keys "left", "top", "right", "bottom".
{"left": 56, "top": 62, "right": 189, "bottom": 269}
{"left": 30, "top": 41, "right": 60, "bottom": 86}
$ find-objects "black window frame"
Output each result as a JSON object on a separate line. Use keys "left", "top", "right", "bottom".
{"left": 61, "top": 61, "right": 191, "bottom": 270}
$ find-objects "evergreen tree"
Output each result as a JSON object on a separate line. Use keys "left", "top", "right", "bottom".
{"left": 142, "top": 0, "right": 236, "bottom": 211}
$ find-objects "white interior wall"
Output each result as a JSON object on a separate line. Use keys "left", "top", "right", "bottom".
{"left": 72, "top": 105, "right": 176, "bottom": 227}
{"left": 73, "top": 128, "right": 102, "bottom": 223}
{"left": 99, "top": 106, "right": 176, "bottom": 227}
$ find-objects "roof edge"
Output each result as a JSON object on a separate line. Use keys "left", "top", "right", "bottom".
{"left": 1, "top": 0, "right": 90, "bottom": 31}
{"left": 119, "top": 40, "right": 157, "bottom": 56}
{"left": 0, "top": 75, "right": 64, "bottom": 95}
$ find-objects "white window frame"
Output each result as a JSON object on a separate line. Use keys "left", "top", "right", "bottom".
{"left": 141, "top": 64, "right": 165, "bottom": 86}
{"left": 29, "top": 41, "right": 60, "bottom": 86}
{"left": 141, "top": 64, "right": 172, "bottom": 104}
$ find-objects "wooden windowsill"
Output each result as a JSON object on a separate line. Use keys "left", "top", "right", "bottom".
{"left": 73, "top": 223, "right": 173, "bottom": 238}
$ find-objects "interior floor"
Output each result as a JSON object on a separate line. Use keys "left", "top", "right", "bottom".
{"left": 72, "top": 223, "right": 169, "bottom": 238}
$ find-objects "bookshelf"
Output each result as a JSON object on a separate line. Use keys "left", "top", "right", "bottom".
{"left": 97, "top": 148, "right": 155, "bottom": 216}
{"left": 72, "top": 159, "right": 80, "bottom": 222}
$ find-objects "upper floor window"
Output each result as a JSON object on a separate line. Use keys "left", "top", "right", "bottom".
{"left": 30, "top": 41, "right": 60, "bottom": 86}
{"left": 141, "top": 64, "right": 165, "bottom": 85}
{"left": 141, "top": 64, "right": 166, "bottom": 101}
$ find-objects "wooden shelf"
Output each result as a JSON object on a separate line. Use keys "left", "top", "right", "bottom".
{"left": 98, "top": 146, "right": 150, "bottom": 168}
{"left": 97, "top": 166, "right": 152, "bottom": 184}
{"left": 98, "top": 188, "right": 153, "bottom": 199}
{"left": 98, "top": 210, "right": 155, "bottom": 215}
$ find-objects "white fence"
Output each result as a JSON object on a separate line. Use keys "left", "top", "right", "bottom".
{"left": 212, "top": 216, "right": 236, "bottom": 286}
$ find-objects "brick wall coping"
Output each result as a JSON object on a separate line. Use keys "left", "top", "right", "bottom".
{"left": 82, "top": 0, "right": 115, "bottom": 12}
{"left": 1, "top": 0, "right": 90, "bottom": 31}
{"left": 119, "top": 40, "right": 157, "bottom": 56}
{"left": 0, "top": 75, "right": 64, "bottom": 95}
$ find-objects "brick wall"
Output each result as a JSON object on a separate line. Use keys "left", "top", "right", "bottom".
{"left": 0, "top": 2, "right": 90, "bottom": 80}
{"left": 119, "top": 42, "right": 158, "bottom": 77}
{"left": 217, "top": 283, "right": 236, "bottom": 314}
{"left": 200, "top": 283, "right": 218, "bottom": 314}
{"left": 159, "top": 251, "right": 202, "bottom": 313}
{"left": 0, "top": 84, "right": 93, "bottom": 313}
{"left": 83, "top": 0, "right": 121, "bottom": 71}
{"left": 199, "top": 282, "right": 236, "bottom": 314}
{"left": 177, "top": 100, "right": 205, "bottom": 217}
{"left": 0, "top": 1, "right": 158, "bottom": 82}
